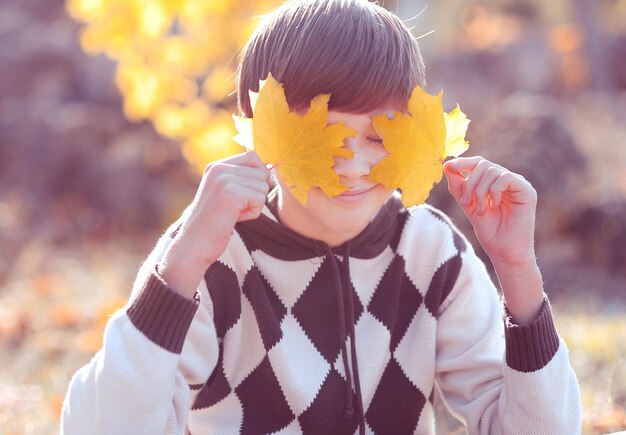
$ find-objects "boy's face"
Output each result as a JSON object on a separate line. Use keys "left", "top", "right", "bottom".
{"left": 276, "top": 109, "right": 395, "bottom": 246}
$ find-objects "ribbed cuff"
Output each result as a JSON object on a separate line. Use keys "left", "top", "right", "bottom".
{"left": 504, "top": 298, "right": 560, "bottom": 373}
{"left": 127, "top": 267, "right": 199, "bottom": 354}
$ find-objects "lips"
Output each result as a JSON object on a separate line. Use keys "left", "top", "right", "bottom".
{"left": 333, "top": 185, "right": 377, "bottom": 204}
{"left": 340, "top": 186, "right": 376, "bottom": 196}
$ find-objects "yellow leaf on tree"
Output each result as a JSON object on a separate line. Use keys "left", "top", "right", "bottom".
{"left": 184, "top": 110, "right": 244, "bottom": 173}
{"left": 370, "top": 86, "right": 470, "bottom": 207}
{"left": 66, "top": 0, "right": 107, "bottom": 22}
{"left": 137, "top": 2, "right": 172, "bottom": 39}
{"left": 233, "top": 74, "right": 355, "bottom": 204}
{"left": 154, "top": 99, "right": 212, "bottom": 139}
{"left": 202, "top": 66, "right": 236, "bottom": 101}
{"left": 67, "top": 0, "right": 283, "bottom": 172}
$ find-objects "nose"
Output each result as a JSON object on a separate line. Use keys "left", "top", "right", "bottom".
{"left": 333, "top": 138, "right": 374, "bottom": 180}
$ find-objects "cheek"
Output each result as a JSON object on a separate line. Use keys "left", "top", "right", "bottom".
{"left": 368, "top": 143, "right": 389, "bottom": 165}
{"left": 378, "top": 187, "right": 395, "bottom": 203}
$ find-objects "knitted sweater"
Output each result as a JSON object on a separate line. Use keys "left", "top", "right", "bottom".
{"left": 62, "top": 191, "right": 581, "bottom": 434}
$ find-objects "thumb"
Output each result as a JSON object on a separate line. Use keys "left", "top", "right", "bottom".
{"left": 443, "top": 163, "right": 464, "bottom": 204}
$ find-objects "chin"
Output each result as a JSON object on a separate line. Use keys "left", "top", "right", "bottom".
{"left": 311, "top": 196, "right": 382, "bottom": 234}
{"left": 319, "top": 213, "right": 370, "bottom": 235}
{"left": 277, "top": 183, "right": 391, "bottom": 243}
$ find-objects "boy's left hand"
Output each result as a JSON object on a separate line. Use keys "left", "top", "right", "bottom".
{"left": 443, "top": 156, "right": 545, "bottom": 324}
{"left": 443, "top": 156, "right": 537, "bottom": 267}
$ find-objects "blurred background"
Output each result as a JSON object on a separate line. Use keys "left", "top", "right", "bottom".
{"left": 0, "top": 0, "right": 624, "bottom": 433}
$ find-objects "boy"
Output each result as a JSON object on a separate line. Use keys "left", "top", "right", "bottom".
{"left": 62, "top": 0, "right": 581, "bottom": 433}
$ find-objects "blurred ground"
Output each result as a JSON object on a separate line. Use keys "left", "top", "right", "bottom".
{"left": 0, "top": 0, "right": 625, "bottom": 433}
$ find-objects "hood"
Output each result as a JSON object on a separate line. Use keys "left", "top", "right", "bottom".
{"left": 236, "top": 188, "right": 406, "bottom": 261}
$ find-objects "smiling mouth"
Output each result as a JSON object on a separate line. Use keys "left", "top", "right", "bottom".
{"left": 336, "top": 185, "right": 377, "bottom": 197}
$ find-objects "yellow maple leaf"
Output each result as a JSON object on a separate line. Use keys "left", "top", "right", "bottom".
{"left": 233, "top": 74, "right": 355, "bottom": 204}
{"left": 370, "top": 86, "right": 470, "bottom": 207}
{"left": 444, "top": 103, "right": 471, "bottom": 158}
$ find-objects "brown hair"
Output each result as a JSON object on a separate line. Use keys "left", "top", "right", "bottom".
{"left": 236, "top": 0, "right": 426, "bottom": 117}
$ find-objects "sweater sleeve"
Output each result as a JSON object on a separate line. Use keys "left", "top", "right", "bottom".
{"left": 61, "top": 217, "right": 220, "bottom": 435}
{"left": 434, "top": 243, "right": 581, "bottom": 434}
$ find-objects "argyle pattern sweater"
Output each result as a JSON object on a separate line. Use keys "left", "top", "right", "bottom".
{"left": 62, "top": 192, "right": 581, "bottom": 434}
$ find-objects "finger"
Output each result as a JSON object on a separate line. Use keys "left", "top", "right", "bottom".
{"left": 489, "top": 172, "right": 532, "bottom": 207}
{"left": 197, "top": 166, "right": 270, "bottom": 207}
{"left": 474, "top": 166, "right": 505, "bottom": 215}
{"left": 211, "top": 173, "right": 269, "bottom": 197}
{"left": 443, "top": 164, "right": 464, "bottom": 204}
{"left": 224, "top": 164, "right": 271, "bottom": 182}
{"left": 444, "top": 156, "right": 506, "bottom": 178}
{"left": 443, "top": 156, "right": 483, "bottom": 175}
{"left": 239, "top": 205, "right": 264, "bottom": 222}
{"left": 488, "top": 173, "right": 506, "bottom": 208}
{"left": 459, "top": 159, "right": 492, "bottom": 206}
{"left": 228, "top": 151, "right": 268, "bottom": 169}
{"left": 236, "top": 187, "right": 269, "bottom": 222}
{"left": 209, "top": 150, "right": 268, "bottom": 171}
{"left": 206, "top": 163, "right": 270, "bottom": 183}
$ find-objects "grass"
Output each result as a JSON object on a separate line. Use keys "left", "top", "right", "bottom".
{"left": 558, "top": 311, "right": 626, "bottom": 433}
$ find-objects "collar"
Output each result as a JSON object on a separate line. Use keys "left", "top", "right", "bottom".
{"left": 236, "top": 188, "right": 406, "bottom": 261}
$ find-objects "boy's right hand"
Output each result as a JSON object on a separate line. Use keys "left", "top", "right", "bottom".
{"left": 159, "top": 151, "right": 271, "bottom": 298}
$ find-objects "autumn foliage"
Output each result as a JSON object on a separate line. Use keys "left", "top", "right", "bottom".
{"left": 65, "top": 0, "right": 281, "bottom": 172}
